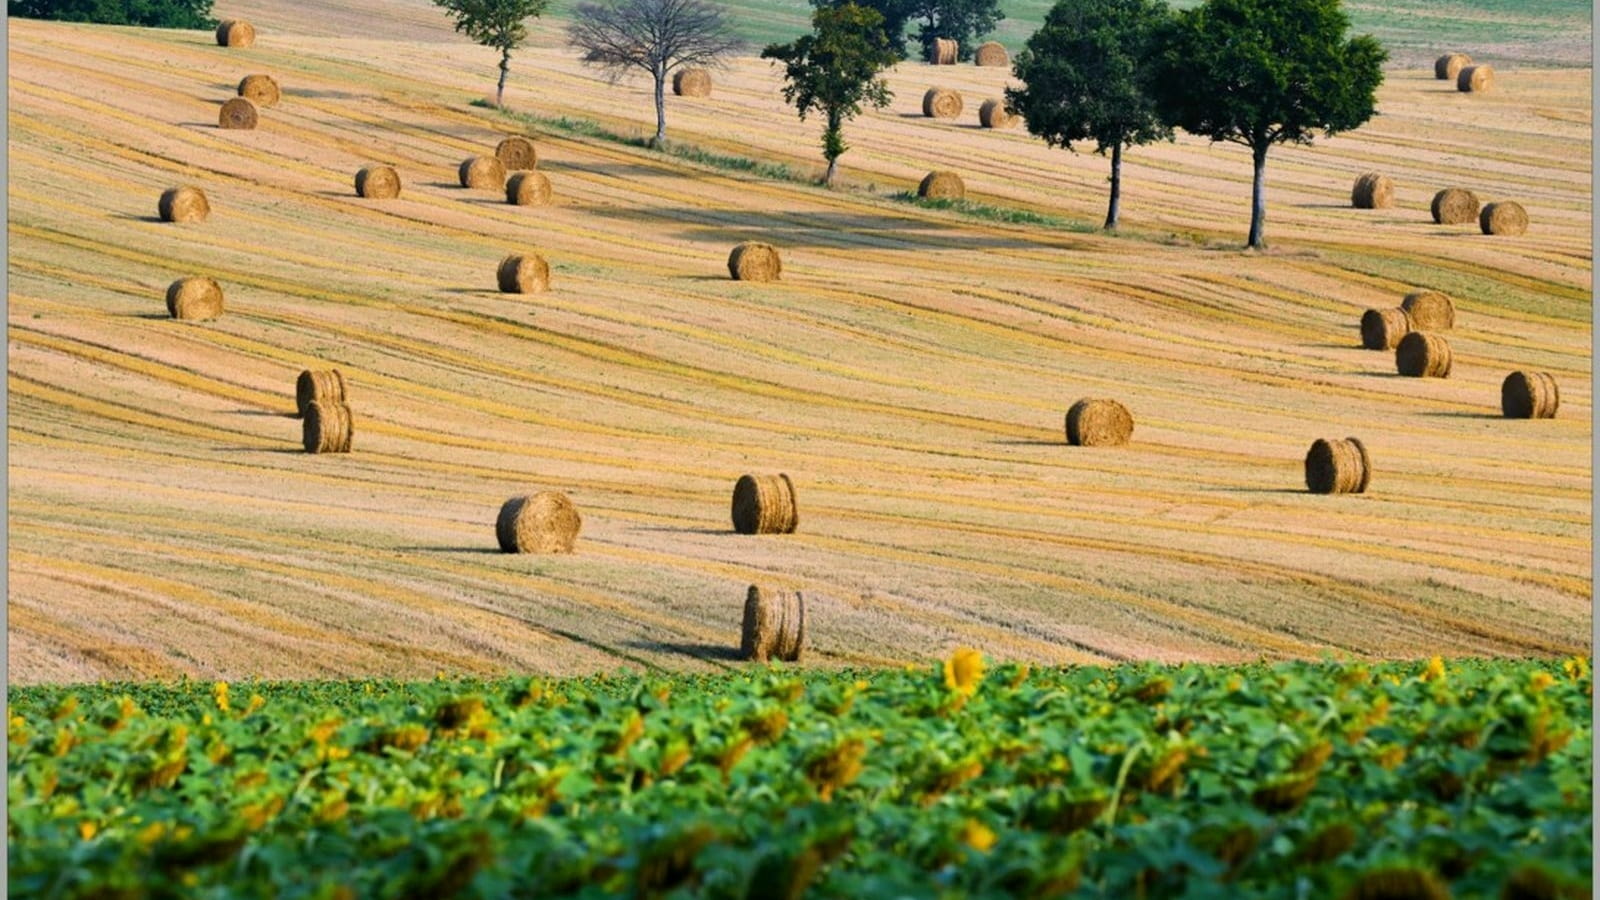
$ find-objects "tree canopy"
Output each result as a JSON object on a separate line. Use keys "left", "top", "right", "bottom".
{"left": 762, "top": 2, "right": 899, "bottom": 185}
{"left": 1148, "top": 0, "right": 1386, "bottom": 247}
{"left": 9, "top": 0, "right": 213, "bottom": 28}
{"left": 810, "top": 0, "right": 1002, "bottom": 63}
{"left": 568, "top": 0, "right": 741, "bottom": 146}
{"left": 1006, "top": 0, "right": 1172, "bottom": 229}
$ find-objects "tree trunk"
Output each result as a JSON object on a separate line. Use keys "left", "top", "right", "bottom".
{"left": 652, "top": 66, "right": 667, "bottom": 148}
{"left": 496, "top": 48, "right": 511, "bottom": 109}
{"left": 1247, "top": 142, "right": 1268, "bottom": 249}
{"left": 1104, "top": 141, "right": 1123, "bottom": 231}
{"left": 823, "top": 109, "right": 843, "bottom": 186}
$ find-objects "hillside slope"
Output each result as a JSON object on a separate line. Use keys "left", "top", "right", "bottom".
{"left": 6, "top": 12, "right": 1591, "bottom": 683}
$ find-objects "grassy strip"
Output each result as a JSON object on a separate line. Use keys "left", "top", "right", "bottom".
{"left": 473, "top": 101, "right": 1113, "bottom": 234}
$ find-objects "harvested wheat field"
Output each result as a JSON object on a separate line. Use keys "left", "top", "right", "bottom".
{"left": 6, "top": 5, "right": 1591, "bottom": 684}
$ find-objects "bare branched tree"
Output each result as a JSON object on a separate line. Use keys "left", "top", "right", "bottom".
{"left": 568, "top": 0, "right": 741, "bottom": 147}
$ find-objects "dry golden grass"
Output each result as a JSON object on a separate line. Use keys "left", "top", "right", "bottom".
{"left": 5, "top": 10, "right": 1590, "bottom": 683}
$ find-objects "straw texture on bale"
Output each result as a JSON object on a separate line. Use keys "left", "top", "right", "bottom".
{"left": 727, "top": 242, "right": 781, "bottom": 282}
{"left": 1065, "top": 398, "right": 1133, "bottom": 447}
{"left": 495, "top": 492, "right": 581, "bottom": 553}
{"left": 1351, "top": 172, "right": 1394, "bottom": 209}
{"left": 731, "top": 473, "right": 798, "bottom": 535}
{"left": 496, "top": 254, "right": 550, "bottom": 294}
{"left": 1395, "top": 332, "right": 1453, "bottom": 378}
{"left": 673, "top": 68, "right": 712, "bottom": 97}
{"left": 1430, "top": 188, "right": 1479, "bottom": 225}
{"left": 1457, "top": 65, "right": 1493, "bottom": 92}
{"left": 923, "top": 87, "right": 963, "bottom": 118}
{"left": 1501, "top": 371, "right": 1559, "bottom": 419}
{"left": 740, "top": 585, "right": 805, "bottom": 662}
{"left": 355, "top": 165, "right": 401, "bottom": 199}
{"left": 296, "top": 369, "right": 346, "bottom": 418}
{"left": 218, "top": 98, "right": 258, "bottom": 130}
{"left": 1434, "top": 53, "right": 1471, "bottom": 80}
{"left": 237, "top": 74, "right": 280, "bottom": 107}
{"left": 1359, "top": 308, "right": 1411, "bottom": 350}
{"left": 918, "top": 170, "right": 965, "bottom": 200}
{"left": 1479, "top": 201, "right": 1527, "bottom": 236}
{"left": 505, "top": 171, "right": 552, "bottom": 206}
{"left": 216, "top": 19, "right": 255, "bottom": 47}
{"left": 459, "top": 155, "right": 507, "bottom": 190}
{"left": 1401, "top": 290, "right": 1455, "bottom": 330}
{"left": 494, "top": 136, "right": 537, "bottom": 170}
{"left": 158, "top": 186, "right": 209, "bottom": 223}
{"left": 974, "top": 41, "right": 1008, "bottom": 66}
{"left": 165, "top": 277, "right": 223, "bottom": 321}
{"left": 1304, "top": 437, "right": 1371, "bottom": 495}
{"left": 978, "top": 98, "right": 1019, "bottom": 129}
{"left": 930, "top": 38, "right": 958, "bottom": 65}
{"left": 302, "top": 401, "right": 353, "bottom": 454}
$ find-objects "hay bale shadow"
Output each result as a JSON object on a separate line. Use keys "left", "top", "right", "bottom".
{"left": 626, "top": 640, "right": 741, "bottom": 662}
{"left": 110, "top": 213, "right": 166, "bottom": 223}
{"left": 392, "top": 545, "right": 503, "bottom": 554}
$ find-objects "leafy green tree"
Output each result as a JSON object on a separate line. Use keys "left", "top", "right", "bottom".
{"left": 811, "top": 0, "right": 1001, "bottom": 62}
{"left": 902, "top": 0, "right": 1003, "bottom": 62}
{"left": 1147, "top": 0, "right": 1386, "bottom": 248}
{"left": 10, "top": 0, "right": 213, "bottom": 28}
{"left": 762, "top": 2, "right": 899, "bottom": 186}
{"left": 433, "top": 0, "right": 552, "bottom": 108}
{"left": 1006, "top": 0, "right": 1172, "bottom": 230}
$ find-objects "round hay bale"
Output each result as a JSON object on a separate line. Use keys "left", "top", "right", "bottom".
{"left": 495, "top": 491, "right": 581, "bottom": 553}
{"left": 1304, "top": 437, "right": 1371, "bottom": 494}
{"left": 459, "top": 155, "right": 507, "bottom": 190}
{"left": 1065, "top": 398, "right": 1133, "bottom": 447}
{"left": 727, "top": 242, "right": 781, "bottom": 282}
{"left": 1395, "top": 332, "right": 1453, "bottom": 378}
{"left": 494, "top": 136, "right": 537, "bottom": 170}
{"left": 978, "top": 98, "right": 1019, "bottom": 129}
{"left": 1501, "top": 371, "right": 1559, "bottom": 419}
{"left": 506, "top": 171, "right": 552, "bottom": 206}
{"left": 1434, "top": 53, "right": 1471, "bottom": 80}
{"left": 216, "top": 19, "right": 255, "bottom": 48}
{"left": 918, "top": 170, "right": 965, "bottom": 200}
{"left": 158, "top": 186, "right": 209, "bottom": 223}
{"left": 302, "top": 401, "right": 353, "bottom": 454}
{"left": 496, "top": 254, "right": 550, "bottom": 294}
{"left": 922, "top": 87, "right": 963, "bottom": 118}
{"left": 673, "top": 68, "right": 712, "bottom": 97}
{"left": 1400, "top": 290, "right": 1455, "bottom": 330}
{"left": 237, "top": 74, "right": 280, "bottom": 107}
{"left": 1359, "top": 307, "right": 1412, "bottom": 350}
{"left": 974, "top": 41, "right": 1008, "bottom": 67}
{"left": 930, "top": 38, "right": 958, "bottom": 65}
{"left": 355, "top": 165, "right": 401, "bottom": 199}
{"left": 165, "top": 277, "right": 223, "bottom": 321}
{"left": 1351, "top": 172, "right": 1394, "bottom": 209}
{"left": 295, "top": 369, "right": 347, "bottom": 418}
{"left": 731, "top": 473, "right": 798, "bottom": 535}
{"left": 1430, "top": 188, "right": 1480, "bottom": 225}
{"left": 740, "top": 585, "right": 805, "bottom": 662}
{"left": 218, "top": 98, "right": 258, "bottom": 130}
{"left": 1479, "top": 201, "right": 1527, "bottom": 236}
{"left": 1457, "top": 65, "right": 1493, "bottom": 93}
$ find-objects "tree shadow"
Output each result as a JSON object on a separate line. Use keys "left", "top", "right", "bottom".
{"left": 625, "top": 640, "right": 742, "bottom": 662}
{"left": 582, "top": 206, "right": 1047, "bottom": 250}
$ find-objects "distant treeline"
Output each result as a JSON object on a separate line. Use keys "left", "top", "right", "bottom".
{"left": 9, "top": 0, "right": 215, "bottom": 28}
